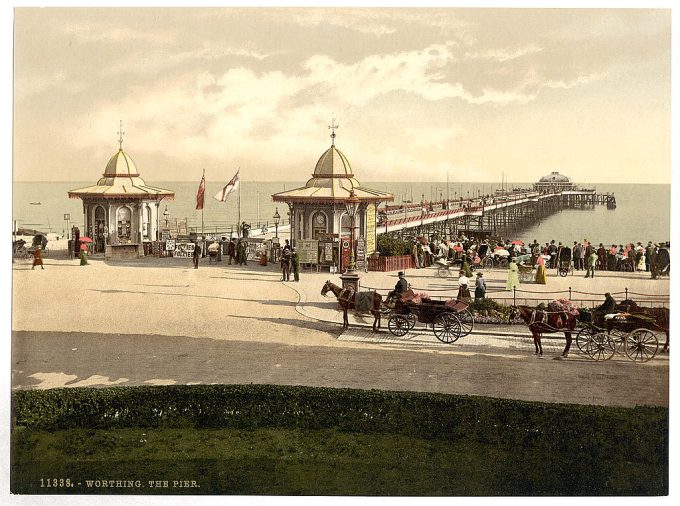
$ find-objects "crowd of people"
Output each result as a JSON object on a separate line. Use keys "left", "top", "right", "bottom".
{"left": 410, "top": 234, "right": 670, "bottom": 280}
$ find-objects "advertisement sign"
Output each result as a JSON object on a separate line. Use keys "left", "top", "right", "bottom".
{"left": 173, "top": 242, "right": 195, "bottom": 258}
{"left": 365, "top": 204, "right": 376, "bottom": 255}
{"left": 298, "top": 239, "right": 319, "bottom": 264}
{"left": 355, "top": 237, "right": 366, "bottom": 271}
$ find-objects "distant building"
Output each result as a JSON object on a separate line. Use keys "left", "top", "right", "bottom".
{"left": 533, "top": 171, "right": 576, "bottom": 194}
{"left": 68, "top": 124, "right": 174, "bottom": 259}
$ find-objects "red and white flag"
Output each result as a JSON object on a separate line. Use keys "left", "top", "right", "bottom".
{"left": 214, "top": 170, "right": 240, "bottom": 202}
{"left": 196, "top": 173, "right": 206, "bottom": 210}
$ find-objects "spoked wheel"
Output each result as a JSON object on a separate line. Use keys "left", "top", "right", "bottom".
{"left": 624, "top": 328, "right": 659, "bottom": 363}
{"left": 388, "top": 315, "right": 410, "bottom": 337}
{"left": 576, "top": 328, "right": 596, "bottom": 355}
{"left": 587, "top": 332, "right": 616, "bottom": 361}
{"left": 497, "top": 258, "right": 509, "bottom": 269}
{"left": 457, "top": 309, "right": 474, "bottom": 337}
{"left": 481, "top": 257, "right": 493, "bottom": 269}
{"left": 437, "top": 266, "right": 450, "bottom": 278}
{"left": 405, "top": 313, "right": 417, "bottom": 330}
{"left": 519, "top": 271, "right": 533, "bottom": 282}
{"left": 432, "top": 313, "right": 462, "bottom": 344}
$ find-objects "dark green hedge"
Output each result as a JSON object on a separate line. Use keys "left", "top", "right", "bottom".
{"left": 12, "top": 384, "right": 667, "bottom": 449}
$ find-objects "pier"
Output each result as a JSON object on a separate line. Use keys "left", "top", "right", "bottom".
{"left": 377, "top": 187, "right": 615, "bottom": 240}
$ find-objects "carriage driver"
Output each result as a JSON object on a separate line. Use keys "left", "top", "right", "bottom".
{"left": 595, "top": 292, "right": 617, "bottom": 315}
{"left": 387, "top": 271, "right": 409, "bottom": 303}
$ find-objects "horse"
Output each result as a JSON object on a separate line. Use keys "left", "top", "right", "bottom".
{"left": 321, "top": 280, "right": 383, "bottom": 332}
{"left": 508, "top": 305, "right": 578, "bottom": 358}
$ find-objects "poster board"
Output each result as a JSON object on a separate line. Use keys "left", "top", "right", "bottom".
{"left": 355, "top": 237, "right": 367, "bottom": 271}
{"left": 173, "top": 242, "right": 195, "bottom": 258}
{"left": 298, "top": 239, "right": 319, "bottom": 264}
{"left": 366, "top": 204, "right": 376, "bottom": 255}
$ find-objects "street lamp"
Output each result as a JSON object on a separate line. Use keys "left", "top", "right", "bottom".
{"left": 163, "top": 206, "right": 169, "bottom": 228}
{"left": 63, "top": 213, "right": 71, "bottom": 239}
{"left": 273, "top": 208, "right": 280, "bottom": 239}
{"left": 345, "top": 190, "right": 360, "bottom": 271}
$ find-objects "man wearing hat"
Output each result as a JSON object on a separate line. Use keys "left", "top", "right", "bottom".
{"left": 291, "top": 247, "right": 300, "bottom": 282}
{"left": 474, "top": 272, "right": 486, "bottom": 300}
{"left": 387, "top": 271, "right": 408, "bottom": 304}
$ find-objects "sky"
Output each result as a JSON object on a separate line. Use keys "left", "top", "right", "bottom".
{"left": 12, "top": 7, "right": 671, "bottom": 184}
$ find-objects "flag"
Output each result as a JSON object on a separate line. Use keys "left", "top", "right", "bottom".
{"left": 214, "top": 170, "right": 240, "bottom": 202}
{"left": 196, "top": 173, "right": 206, "bottom": 210}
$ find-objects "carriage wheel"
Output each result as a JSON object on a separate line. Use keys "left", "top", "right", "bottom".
{"left": 482, "top": 257, "right": 493, "bottom": 270}
{"left": 497, "top": 258, "right": 509, "bottom": 269}
{"left": 576, "top": 328, "right": 596, "bottom": 355}
{"left": 405, "top": 313, "right": 417, "bottom": 330}
{"left": 520, "top": 271, "right": 532, "bottom": 283}
{"left": 587, "top": 332, "right": 616, "bottom": 361}
{"left": 432, "top": 313, "right": 462, "bottom": 344}
{"left": 437, "top": 266, "right": 450, "bottom": 278}
{"left": 388, "top": 315, "right": 410, "bottom": 337}
{"left": 457, "top": 309, "right": 474, "bottom": 337}
{"left": 624, "top": 329, "right": 659, "bottom": 363}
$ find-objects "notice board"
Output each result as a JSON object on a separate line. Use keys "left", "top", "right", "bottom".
{"left": 298, "top": 239, "right": 319, "bottom": 264}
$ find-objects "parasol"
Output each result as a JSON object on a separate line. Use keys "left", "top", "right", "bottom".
{"left": 79, "top": 236, "right": 94, "bottom": 243}
{"left": 511, "top": 240, "right": 524, "bottom": 245}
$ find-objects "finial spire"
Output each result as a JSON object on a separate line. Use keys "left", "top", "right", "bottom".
{"left": 328, "top": 118, "right": 339, "bottom": 147}
{"left": 117, "top": 120, "right": 125, "bottom": 150}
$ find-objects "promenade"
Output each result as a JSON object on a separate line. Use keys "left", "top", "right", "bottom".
{"left": 11, "top": 252, "right": 669, "bottom": 407}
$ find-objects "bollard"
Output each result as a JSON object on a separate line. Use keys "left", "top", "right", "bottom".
{"left": 625, "top": 288, "right": 628, "bottom": 300}
{"left": 569, "top": 286, "right": 572, "bottom": 300}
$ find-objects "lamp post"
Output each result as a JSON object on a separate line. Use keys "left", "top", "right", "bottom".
{"left": 273, "top": 208, "right": 280, "bottom": 240}
{"left": 345, "top": 190, "right": 360, "bottom": 271}
{"left": 163, "top": 206, "right": 169, "bottom": 229}
{"left": 63, "top": 213, "right": 70, "bottom": 240}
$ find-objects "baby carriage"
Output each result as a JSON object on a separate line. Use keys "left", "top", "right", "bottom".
{"left": 557, "top": 246, "right": 572, "bottom": 277}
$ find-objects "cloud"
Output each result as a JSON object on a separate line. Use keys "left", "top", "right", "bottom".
{"left": 464, "top": 45, "right": 543, "bottom": 62}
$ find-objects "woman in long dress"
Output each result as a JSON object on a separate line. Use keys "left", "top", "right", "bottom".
{"left": 457, "top": 270, "right": 471, "bottom": 302}
{"left": 506, "top": 259, "right": 520, "bottom": 290}
{"left": 79, "top": 242, "right": 88, "bottom": 265}
{"left": 535, "top": 255, "right": 547, "bottom": 284}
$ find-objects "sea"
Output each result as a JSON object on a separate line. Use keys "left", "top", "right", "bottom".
{"left": 12, "top": 181, "right": 671, "bottom": 246}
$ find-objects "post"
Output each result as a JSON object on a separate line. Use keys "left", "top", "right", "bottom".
{"left": 513, "top": 286, "right": 516, "bottom": 306}
{"left": 625, "top": 288, "right": 628, "bottom": 300}
{"left": 569, "top": 286, "right": 572, "bottom": 300}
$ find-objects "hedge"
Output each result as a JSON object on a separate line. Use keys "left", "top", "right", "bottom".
{"left": 12, "top": 384, "right": 668, "bottom": 450}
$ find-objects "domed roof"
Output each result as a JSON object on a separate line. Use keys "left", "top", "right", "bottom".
{"left": 103, "top": 149, "right": 140, "bottom": 177}
{"left": 538, "top": 171, "right": 571, "bottom": 183}
{"left": 312, "top": 146, "right": 353, "bottom": 177}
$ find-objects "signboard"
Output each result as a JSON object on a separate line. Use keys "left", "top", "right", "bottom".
{"left": 365, "top": 204, "right": 376, "bottom": 255}
{"left": 298, "top": 239, "right": 319, "bottom": 264}
{"left": 318, "top": 241, "right": 336, "bottom": 265}
{"left": 160, "top": 231, "right": 171, "bottom": 241}
{"left": 165, "top": 239, "right": 176, "bottom": 251}
{"left": 355, "top": 237, "right": 367, "bottom": 271}
{"left": 173, "top": 242, "right": 195, "bottom": 258}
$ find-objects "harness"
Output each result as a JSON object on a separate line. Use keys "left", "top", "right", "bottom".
{"left": 526, "top": 309, "right": 571, "bottom": 332}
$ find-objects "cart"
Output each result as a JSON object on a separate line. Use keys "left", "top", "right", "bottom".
{"left": 557, "top": 246, "right": 572, "bottom": 277}
{"left": 387, "top": 291, "right": 473, "bottom": 344}
{"left": 575, "top": 308, "right": 665, "bottom": 362}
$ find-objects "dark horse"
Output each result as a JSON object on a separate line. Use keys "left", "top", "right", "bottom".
{"left": 509, "top": 305, "right": 578, "bottom": 357}
{"left": 321, "top": 280, "right": 383, "bottom": 332}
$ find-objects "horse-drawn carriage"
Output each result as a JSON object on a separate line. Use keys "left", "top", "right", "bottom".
{"left": 513, "top": 254, "right": 534, "bottom": 282}
{"left": 385, "top": 290, "right": 474, "bottom": 344}
{"left": 575, "top": 303, "right": 669, "bottom": 362}
{"left": 510, "top": 298, "right": 668, "bottom": 361}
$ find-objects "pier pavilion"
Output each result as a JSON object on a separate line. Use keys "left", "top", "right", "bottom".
{"left": 68, "top": 124, "right": 175, "bottom": 259}
{"left": 272, "top": 124, "right": 393, "bottom": 271}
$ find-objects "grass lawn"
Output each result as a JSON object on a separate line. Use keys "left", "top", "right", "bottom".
{"left": 12, "top": 425, "right": 665, "bottom": 495}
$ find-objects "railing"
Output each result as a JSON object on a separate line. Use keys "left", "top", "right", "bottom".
{"left": 367, "top": 255, "right": 415, "bottom": 272}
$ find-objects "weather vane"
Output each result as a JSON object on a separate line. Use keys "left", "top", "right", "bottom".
{"left": 117, "top": 120, "right": 125, "bottom": 150}
{"left": 328, "top": 118, "right": 339, "bottom": 146}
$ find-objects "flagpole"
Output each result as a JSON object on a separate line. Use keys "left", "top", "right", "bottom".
{"left": 238, "top": 168, "right": 241, "bottom": 238}
{"left": 201, "top": 169, "right": 205, "bottom": 240}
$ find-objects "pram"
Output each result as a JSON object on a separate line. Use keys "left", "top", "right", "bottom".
{"left": 557, "top": 246, "right": 572, "bottom": 277}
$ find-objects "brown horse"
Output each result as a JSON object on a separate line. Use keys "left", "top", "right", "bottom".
{"left": 321, "top": 280, "right": 383, "bottom": 332}
{"left": 509, "top": 305, "right": 578, "bottom": 358}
